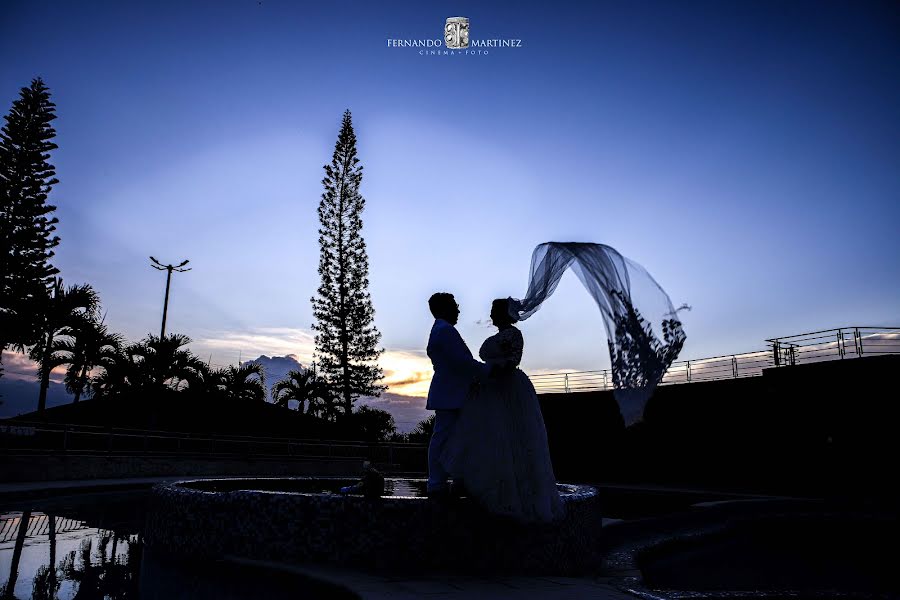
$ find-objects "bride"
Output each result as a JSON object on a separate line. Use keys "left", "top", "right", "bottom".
{"left": 440, "top": 298, "right": 565, "bottom": 523}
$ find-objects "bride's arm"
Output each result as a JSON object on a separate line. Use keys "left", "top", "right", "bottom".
{"left": 481, "top": 330, "right": 522, "bottom": 372}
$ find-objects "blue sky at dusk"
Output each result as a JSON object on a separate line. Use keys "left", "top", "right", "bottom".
{"left": 2, "top": 0, "right": 899, "bottom": 403}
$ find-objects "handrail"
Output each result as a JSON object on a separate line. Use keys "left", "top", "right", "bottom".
{"left": 765, "top": 326, "right": 900, "bottom": 343}
{"left": 0, "top": 420, "right": 430, "bottom": 465}
{"left": 529, "top": 325, "right": 900, "bottom": 394}
{"left": 0, "top": 513, "right": 89, "bottom": 544}
{"left": 766, "top": 326, "right": 899, "bottom": 367}
{"left": 2, "top": 419, "right": 425, "bottom": 448}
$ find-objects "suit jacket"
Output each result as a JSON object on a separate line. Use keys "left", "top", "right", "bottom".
{"left": 426, "top": 319, "right": 485, "bottom": 410}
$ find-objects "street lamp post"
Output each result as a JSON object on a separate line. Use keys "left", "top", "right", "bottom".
{"left": 150, "top": 256, "right": 191, "bottom": 338}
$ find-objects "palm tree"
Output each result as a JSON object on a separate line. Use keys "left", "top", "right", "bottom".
{"left": 28, "top": 278, "right": 99, "bottom": 412}
{"left": 217, "top": 362, "right": 266, "bottom": 403}
{"left": 128, "top": 333, "right": 205, "bottom": 391}
{"left": 407, "top": 414, "right": 436, "bottom": 444}
{"left": 64, "top": 311, "right": 124, "bottom": 403}
{"left": 88, "top": 334, "right": 206, "bottom": 400}
{"left": 179, "top": 358, "right": 222, "bottom": 398}
{"left": 307, "top": 382, "right": 340, "bottom": 421}
{"left": 89, "top": 344, "right": 139, "bottom": 400}
{"left": 271, "top": 368, "right": 330, "bottom": 414}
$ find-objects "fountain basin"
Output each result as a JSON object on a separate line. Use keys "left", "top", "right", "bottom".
{"left": 145, "top": 477, "right": 602, "bottom": 575}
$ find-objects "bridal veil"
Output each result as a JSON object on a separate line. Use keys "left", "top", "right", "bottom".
{"left": 508, "top": 242, "right": 687, "bottom": 425}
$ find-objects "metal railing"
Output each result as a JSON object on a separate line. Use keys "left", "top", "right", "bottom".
{"left": 0, "top": 513, "right": 89, "bottom": 543}
{"left": 0, "top": 421, "right": 428, "bottom": 467}
{"left": 529, "top": 350, "right": 774, "bottom": 393}
{"left": 529, "top": 325, "right": 900, "bottom": 394}
{"left": 766, "top": 326, "right": 900, "bottom": 367}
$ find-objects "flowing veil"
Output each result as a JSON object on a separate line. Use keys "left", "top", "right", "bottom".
{"left": 508, "top": 242, "right": 688, "bottom": 425}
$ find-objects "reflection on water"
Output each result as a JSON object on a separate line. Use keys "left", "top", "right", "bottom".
{"left": 0, "top": 489, "right": 149, "bottom": 600}
{"left": 383, "top": 478, "right": 426, "bottom": 497}
{"left": 0, "top": 510, "right": 140, "bottom": 600}
{"left": 0, "top": 491, "right": 358, "bottom": 600}
{"left": 0, "top": 482, "right": 434, "bottom": 599}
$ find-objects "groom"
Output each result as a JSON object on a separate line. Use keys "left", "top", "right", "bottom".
{"left": 425, "top": 292, "right": 486, "bottom": 496}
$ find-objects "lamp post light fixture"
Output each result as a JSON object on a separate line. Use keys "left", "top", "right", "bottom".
{"left": 150, "top": 256, "right": 191, "bottom": 338}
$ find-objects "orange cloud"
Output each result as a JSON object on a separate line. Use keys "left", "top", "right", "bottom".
{"left": 0, "top": 351, "right": 67, "bottom": 384}
{"left": 378, "top": 350, "right": 433, "bottom": 397}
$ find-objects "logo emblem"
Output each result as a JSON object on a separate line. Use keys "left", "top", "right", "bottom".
{"left": 444, "top": 17, "right": 469, "bottom": 49}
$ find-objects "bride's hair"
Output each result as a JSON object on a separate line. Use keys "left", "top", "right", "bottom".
{"left": 492, "top": 298, "right": 519, "bottom": 324}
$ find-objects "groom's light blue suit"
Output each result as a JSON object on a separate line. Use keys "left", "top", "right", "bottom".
{"left": 426, "top": 318, "right": 485, "bottom": 490}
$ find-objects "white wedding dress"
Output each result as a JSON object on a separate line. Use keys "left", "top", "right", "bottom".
{"left": 440, "top": 326, "right": 565, "bottom": 523}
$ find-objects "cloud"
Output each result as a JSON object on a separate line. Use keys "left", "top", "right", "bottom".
{"left": 191, "top": 327, "right": 318, "bottom": 368}
{"left": 243, "top": 354, "right": 306, "bottom": 401}
{"left": 0, "top": 351, "right": 66, "bottom": 384}
{"left": 387, "top": 373, "right": 430, "bottom": 387}
{"left": 378, "top": 349, "right": 433, "bottom": 397}
{"left": 357, "top": 392, "right": 429, "bottom": 433}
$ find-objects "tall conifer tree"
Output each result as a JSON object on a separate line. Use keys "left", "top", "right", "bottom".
{"left": 0, "top": 78, "right": 60, "bottom": 380}
{"left": 311, "top": 110, "right": 385, "bottom": 417}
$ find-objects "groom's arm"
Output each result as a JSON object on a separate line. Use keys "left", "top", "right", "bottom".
{"left": 436, "top": 327, "right": 487, "bottom": 379}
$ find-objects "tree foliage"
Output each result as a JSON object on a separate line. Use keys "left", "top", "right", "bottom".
{"left": 94, "top": 333, "right": 207, "bottom": 395}
{"left": 271, "top": 367, "right": 337, "bottom": 418}
{"left": 348, "top": 405, "right": 397, "bottom": 442}
{"left": 406, "top": 414, "right": 435, "bottom": 444}
{"left": 311, "top": 110, "right": 386, "bottom": 417}
{"left": 216, "top": 362, "right": 267, "bottom": 403}
{"left": 0, "top": 78, "right": 61, "bottom": 378}
{"left": 64, "top": 311, "right": 124, "bottom": 403}
{"left": 28, "top": 278, "right": 98, "bottom": 411}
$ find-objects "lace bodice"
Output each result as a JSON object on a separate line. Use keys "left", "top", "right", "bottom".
{"left": 479, "top": 327, "right": 523, "bottom": 368}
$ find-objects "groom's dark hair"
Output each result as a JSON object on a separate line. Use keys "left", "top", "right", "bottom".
{"left": 428, "top": 292, "right": 456, "bottom": 319}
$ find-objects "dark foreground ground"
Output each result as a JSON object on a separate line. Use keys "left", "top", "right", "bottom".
{"left": 1, "top": 478, "right": 896, "bottom": 600}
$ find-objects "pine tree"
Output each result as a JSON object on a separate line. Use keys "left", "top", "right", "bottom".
{"left": 311, "top": 110, "right": 386, "bottom": 418}
{"left": 0, "top": 78, "right": 60, "bottom": 380}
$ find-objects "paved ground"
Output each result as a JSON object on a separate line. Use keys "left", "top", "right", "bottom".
{"left": 0, "top": 475, "right": 188, "bottom": 495}
{"left": 232, "top": 559, "right": 643, "bottom": 600}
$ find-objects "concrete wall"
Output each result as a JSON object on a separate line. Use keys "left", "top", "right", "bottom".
{"left": 539, "top": 354, "right": 900, "bottom": 497}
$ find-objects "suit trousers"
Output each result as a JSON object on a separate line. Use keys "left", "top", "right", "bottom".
{"left": 427, "top": 408, "right": 459, "bottom": 490}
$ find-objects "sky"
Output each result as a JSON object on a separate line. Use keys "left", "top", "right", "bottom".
{"left": 2, "top": 0, "right": 899, "bottom": 417}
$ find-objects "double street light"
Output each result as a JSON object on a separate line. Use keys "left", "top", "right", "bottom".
{"left": 149, "top": 256, "right": 191, "bottom": 338}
